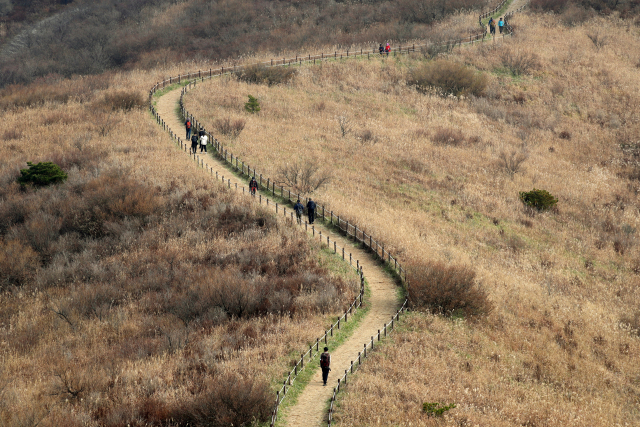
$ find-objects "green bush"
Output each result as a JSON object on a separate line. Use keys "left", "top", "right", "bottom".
{"left": 519, "top": 188, "right": 558, "bottom": 211}
{"left": 408, "top": 60, "right": 487, "bottom": 97}
{"left": 17, "top": 162, "right": 67, "bottom": 187}
{"left": 244, "top": 95, "right": 261, "bottom": 114}
{"left": 423, "top": 402, "right": 456, "bottom": 416}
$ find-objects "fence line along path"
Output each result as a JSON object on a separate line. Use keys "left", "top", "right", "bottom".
{"left": 155, "top": 86, "right": 399, "bottom": 427}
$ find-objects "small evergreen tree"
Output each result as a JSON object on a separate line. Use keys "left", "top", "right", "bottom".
{"left": 17, "top": 162, "right": 68, "bottom": 187}
{"left": 519, "top": 188, "right": 558, "bottom": 211}
{"left": 244, "top": 95, "right": 261, "bottom": 113}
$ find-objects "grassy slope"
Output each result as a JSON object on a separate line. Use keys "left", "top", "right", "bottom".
{"left": 0, "top": 66, "right": 362, "bottom": 426}
{"left": 184, "top": 13, "right": 640, "bottom": 426}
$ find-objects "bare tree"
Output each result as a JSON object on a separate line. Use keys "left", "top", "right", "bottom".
{"left": 277, "top": 160, "right": 331, "bottom": 197}
{"left": 498, "top": 148, "right": 528, "bottom": 177}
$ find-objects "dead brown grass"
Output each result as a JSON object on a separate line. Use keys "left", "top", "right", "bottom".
{"left": 184, "top": 13, "right": 640, "bottom": 426}
{"left": 0, "top": 68, "right": 358, "bottom": 426}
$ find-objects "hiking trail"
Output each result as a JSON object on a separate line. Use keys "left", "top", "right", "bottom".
{"left": 155, "top": 87, "right": 399, "bottom": 427}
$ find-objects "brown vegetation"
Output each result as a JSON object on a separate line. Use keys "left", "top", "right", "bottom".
{"left": 0, "top": 70, "right": 358, "bottom": 426}
{"left": 185, "top": 12, "right": 640, "bottom": 426}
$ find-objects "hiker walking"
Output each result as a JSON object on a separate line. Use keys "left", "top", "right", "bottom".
{"left": 488, "top": 18, "right": 496, "bottom": 35}
{"left": 200, "top": 132, "right": 208, "bottom": 153}
{"left": 185, "top": 118, "right": 192, "bottom": 139}
{"left": 379, "top": 43, "right": 384, "bottom": 55}
{"left": 190, "top": 133, "right": 199, "bottom": 154}
{"left": 385, "top": 42, "right": 390, "bottom": 56}
{"left": 498, "top": 17, "right": 504, "bottom": 34}
{"left": 249, "top": 177, "right": 258, "bottom": 196}
{"left": 306, "top": 198, "right": 316, "bottom": 224}
{"left": 320, "top": 347, "right": 331, "bottom": 386}
{"left": 293, "top": 200, "right": 304, "bottom": 224}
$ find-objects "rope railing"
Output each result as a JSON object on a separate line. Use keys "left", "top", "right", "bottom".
{"left": 147, "top": 6, "right": 528, "bottom": 421}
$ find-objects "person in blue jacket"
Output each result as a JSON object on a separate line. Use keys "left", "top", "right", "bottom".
{"left": 499, "top": 17, "right": 504, "bottom": 34}
{"left": 293, "top": 200, "right": 304, "bottom": 224}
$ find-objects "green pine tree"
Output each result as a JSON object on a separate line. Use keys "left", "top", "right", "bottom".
{"left": 244, "top": 95, "right": 261, "bottom": 113}
{"left": 17, "top": 162, "right": 68, "bottom": 187}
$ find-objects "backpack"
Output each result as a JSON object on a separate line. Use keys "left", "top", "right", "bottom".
{"left": 186, "top": 120, "right": 191, "bottom": 129}
{"left": 320, "top": 352, "right": 329, "bottom": 368}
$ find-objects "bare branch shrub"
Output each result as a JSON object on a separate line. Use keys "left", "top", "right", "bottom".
{"left": 408, "top": 60, "right": 487, "bottom": 98}
{"left": 235, "top": 64, "right": 296, "bottom": 86}
{"left": 501, "top": 50, "right": 539, "bottom": 76}
{"left": 498, "top": 148, "right": 528, "bottom": 177}
{"left": 277, "top": 160, "right": 331, "bottom": 197}
{"left": 214, "top": 117, "right": 245, "bottom": 138}
{"left": 336, "top": 114, "right": 351, "bottom": 137}
{"left": 587, "top": 31, "right": 609, "bottom": 49}
{"left": 171, "top": 373, "right": 271, "bottom": 426}
{"left": 102, "top": 90, "right": 145, "bottom": 111}
{"left": 432, "top": 127, "right": 466, "bottom": 146}
{"left": 407, "top": 260, "right": 492, "bottom": 319}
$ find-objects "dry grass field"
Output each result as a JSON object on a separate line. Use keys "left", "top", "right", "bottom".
{"left": 0, "top": 68, "right": 360, "bottom": 426}
{"left": 183, "top": 13, "right": 640, "bottom": 426}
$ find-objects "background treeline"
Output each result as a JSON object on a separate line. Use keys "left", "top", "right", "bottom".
{"left": 0, "top": 0, "right": 488, "bottom": 87}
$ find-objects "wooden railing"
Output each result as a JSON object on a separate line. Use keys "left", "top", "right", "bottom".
{"left": 147, "top": 9, "right": 527, "bottom": 421}
{"left": 326, "top": 299, "right": 408, "bottom": 426}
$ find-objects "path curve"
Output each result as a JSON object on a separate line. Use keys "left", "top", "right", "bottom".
{"left": 155, "top": 86, "right": 399, "bottom": 426}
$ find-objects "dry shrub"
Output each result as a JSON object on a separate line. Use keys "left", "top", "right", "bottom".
{"left": 559, "top": 130, "right": 571, "bottom": 140}
{"left": 0, "top": 239, "right": 39, "bottom": 289}
{"left": 407, "top": 260, "right": 492, "bottom": 319}
{"left": 432, "top": 127, "right": 466, "bottom": 146}
{"left": 102, "top": 90, "right": 146, "bottom": 111}
{"left": 497, "top": 148, "right": 528, "bottom": 176}
{"left": 1, "top": 129, "right": 22, "bottom": 140}
{"left": 236, "top": 64, "right": 296, "bottom": 86}
{"left": 619, "top": 311, "right": 640, "bottom": 337}
{"left": 0, "top": 82, "right": 71, "bottom": 110}
{"left": 214, "top": 117, "right": 246, "bottom": 138}
{"left": 587, "top": 31, "right": 609, "bottom": 49}
{"left": 171, "top": 373, "right": 272, "bottom": 426}
{"left": 358, "top": 129, "right": 376, "bottom": 144}
{"left": 560, "top": 4, "right": 593, "bottom": 26}
{"left": 530, "top": 0, "right": 570, "bottom": 12}
{"left": 408, "top": 60, "right": 487, "bottom": 97}
{"left": 500, "top": 50, "right": 539, "bottom": 76}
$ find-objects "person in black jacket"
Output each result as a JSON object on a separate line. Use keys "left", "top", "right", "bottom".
{"left": 307, "top": 198, "right": 316, "bottom": 224}
{"left": 191, "top": 134, "right": 199, "bottom": 154}
{"left": 320, "top": 347, "right": 331, "bottom": 386}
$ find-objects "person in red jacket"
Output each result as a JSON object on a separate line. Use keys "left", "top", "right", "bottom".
{"left": 385, "top": 43, "right": 390, "bottom": 56}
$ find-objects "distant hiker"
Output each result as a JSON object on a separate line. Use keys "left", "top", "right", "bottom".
{"left": 379, "top": 43, "right": 384, "bottom": 55}
{"left": 307, "top": 198, "right": 316, "bottom": 224}
{"left": 198, "top": 128, "right": 205, "bottom": 137}
{"left": 249, "top": 177, "right": 258, "bottom": 195}
{"left": 191, "top": 134, "right": 199, "bottom": 154}
{"left": 499, "top": 18, "right": 504, "bottom": 34}
{"left": 489, "top": 18, "right": 496, "bottom": 35}
{"left": 200, "top": 132, "right": 208, "bottom": 153}
{"left": 320, "top": 347, "right": 331, "bottom": 386}
{"left": 185, "top": 118, "right": 192, "bottom": 139}
{"left": 385, "top": 43, "right": 390, "bottom": 56}
{"left": 293, "top": 200, "right": 304, "bottom": 224}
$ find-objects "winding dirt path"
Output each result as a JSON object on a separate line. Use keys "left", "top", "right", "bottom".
{"left": 155, "top": 87, "right": 399, "bottom": 426}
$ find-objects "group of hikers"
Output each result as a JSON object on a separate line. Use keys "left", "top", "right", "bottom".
{"left": 488, "top": 17, "right": 505, "bottom": 35}
{"left": 378, "top": 42, "right": 391, "bottom": 55}
{"left": 248, "top": 178, "right": 317, "bottom": 225}
{"left": 185, "top": 118, "right": 208, "bottom": 153}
